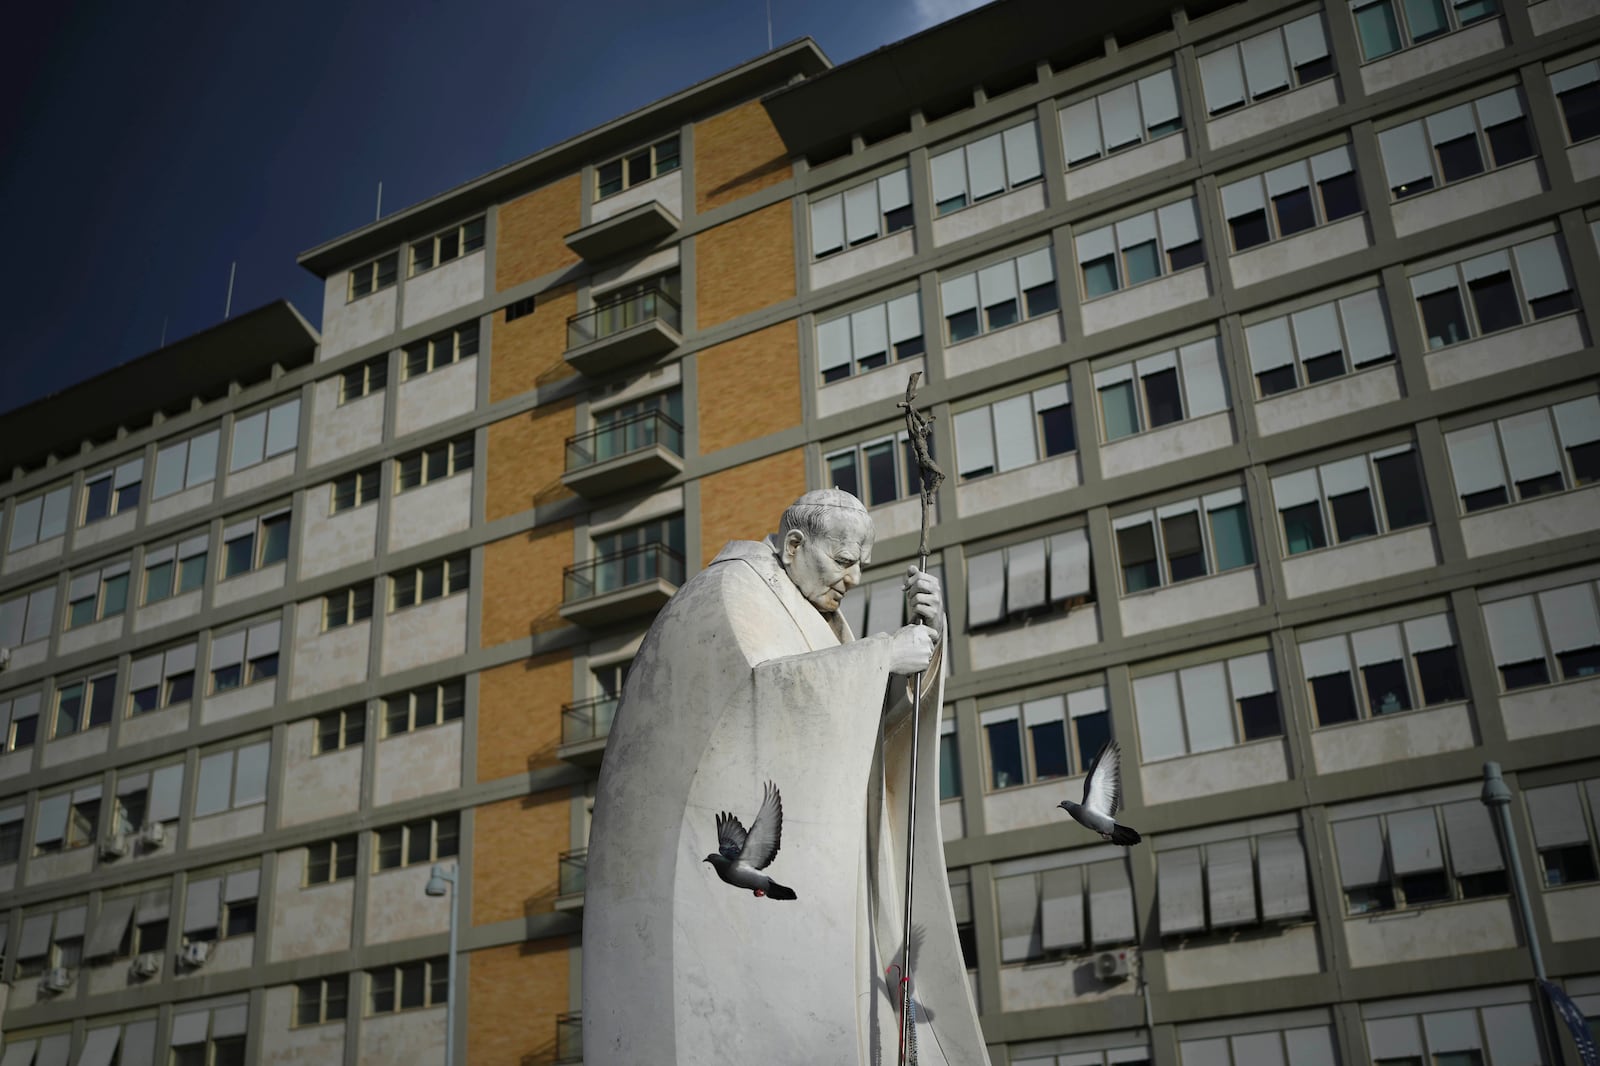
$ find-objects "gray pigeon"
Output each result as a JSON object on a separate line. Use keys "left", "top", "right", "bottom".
{"left": 704, "top": 781, "right": 798, "bottom": 900}
{"left": 1057, "top": 740, "right": 1141, "bottom": 846}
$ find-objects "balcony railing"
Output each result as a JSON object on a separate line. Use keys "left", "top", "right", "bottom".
{"left": 559, "top": 849, "right": 587, "bottom": 899}
{"left": 555, "top": 1012, "right": 583, "bottom": 1063}
{"left": 566, "top": 284, "right": 681, "bottom": 350}
{"left": 562, "top": 695, "right": 620, "bottom": 747}
{"left": 563, "top": 542, "right": 685, "bottom": 604}
{"left": 565, "top": 410, "right": 683, "bottom": 473}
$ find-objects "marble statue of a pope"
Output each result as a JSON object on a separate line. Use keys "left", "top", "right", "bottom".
{"left": 583, "top": 489, "right": 990, "bottom": 1065}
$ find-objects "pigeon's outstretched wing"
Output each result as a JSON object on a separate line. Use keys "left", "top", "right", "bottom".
{"left": 715, "top": 811, "right": 747, "bottom": 861}
{"left": 1081, "top": 741, "right": 1124, "bottom": 819}
{"left": 739, "top": 781, "right": 785, "bottom": 870}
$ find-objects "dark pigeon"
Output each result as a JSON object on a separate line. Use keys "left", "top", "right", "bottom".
{"left": 1058, "top": 740, "right": 1141, "bottom": 846}
{"left": 704, "top": 781, "right": 798, "bottom": 900}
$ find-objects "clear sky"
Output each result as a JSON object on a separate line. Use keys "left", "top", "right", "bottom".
{"left": 0, "top": 0, "right": 984, "bottom": 414}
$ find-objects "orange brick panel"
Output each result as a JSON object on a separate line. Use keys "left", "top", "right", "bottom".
{"left": 467, "top": 939, "right": 572, "bottom": 1066}
{"left": 481, "top": 522, "right": 572, "bottom": 646}
{"left": 477, "top": 651, "right": 571, "bottom": 783}
{"left": 485, "top": 399, "right": 575, "bottom": 522}
{"left": 496, "top": 175, "right": 581, "bottom": 290}
{"left": 488, "top": 283, "right": 578, "bottom": 403}
{"left": 695, "top": 100, "right": 792, "bottom": 212}
{"left": 696, "top": 202, "right": 795, "bottom": 330}
{"left": 699, "top": 448, "right": 807, "bottom": 567}
{"left": 696, "top": 320, "right": 801, "bottom": 455}
{"left": 473, "top": 789, "right": 571, "bottom": 926}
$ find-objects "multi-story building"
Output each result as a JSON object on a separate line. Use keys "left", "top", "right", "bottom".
{"left": 3, "top": 0, "right": 1599, "bottom": 1061}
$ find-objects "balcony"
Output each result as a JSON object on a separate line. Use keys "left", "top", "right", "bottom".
{"left": 559, "top": 543, "right": 683, "bottom": 628}
{"left": 556, "top": 849, "right": 587, "bottom": 912}
{"left": 559, "top": 695, "right": 618, "bottom": 765}
{"left": 564, "top": 284, "right": 681, "bottom": 377}
{"left": 554, "top": 1011, "right": 584, "bottom": 1063}
{"left": 565, "top": 198, "right": 679, "bottom": 261}
{"left": 561, "top": 410, "right": 684, "bottom": 498}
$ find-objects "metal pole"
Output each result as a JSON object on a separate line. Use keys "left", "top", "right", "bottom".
{"left": 446, "top": 871, "right": 458, "bottom": 1066}
{"left": 1481, "top": 762, "right": 1565, "bottom": 1066}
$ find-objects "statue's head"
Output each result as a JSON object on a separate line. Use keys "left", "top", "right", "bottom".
{"left": 778, "top": 489, "right": 875, "bottom": 615}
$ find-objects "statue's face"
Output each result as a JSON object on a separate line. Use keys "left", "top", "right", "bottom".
{"left": 782, "top": 526, "right": 869, "bottom": 614}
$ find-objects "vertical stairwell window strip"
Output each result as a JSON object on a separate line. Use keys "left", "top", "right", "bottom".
{"left": 1094, "top": 338, "right": 1229, "bottom": 441}
{"left": 1378, "top": 88, "right": 1536, "bottom": 200}
{"left": 941, "top": 248, "right": 1059, "bottom": 344}
{"left": 953, "top": 382, "right": 1075, "bottom": 481}
{"left": 1197, "top": 14, "right": 1333, "bottom": 116}
{"left": 1271, "top": 444, "right": 1429, "bottom": 554}
{"left": 1298, "top": 613, "right": 1468, "bottom": 726}
{"left": 1076, "top": 199, "right": 1204, "bottom": 298}
{"left": 931, "top": 119, "right": 1043, "bottom": 215}
{"left": 1444, "top": 395, "right": 1600, "bottom": 512}
{"left": 1245, "top": 288, "right": 1394, "bottom": 397}
{"left": 816, "top": 292, "right": 924, "bottom": 384}
{"left": 1113, "top": 489, "right": 1256, "bottom": 595}
{"left": 1059, "top": 67, "right": 1183, "bottom": 167}
{"left": 1352, "top": 0, "right": 1499, "bottom": 63}
{"left": 1410, "top": 235, "right": 1575, "bottom": 349}
{"left": 810, "top": 169, "right": 913, "bottom": 259}
{"left": 1220, "top": 146, "right": 1361, "bottom": 252}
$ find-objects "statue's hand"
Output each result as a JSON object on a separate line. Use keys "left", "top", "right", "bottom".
{"left": 904, "top": 566, "right": 944, "bottom": 639}
{"left": 888, "top": 624, "right": 937, "bottom": 675}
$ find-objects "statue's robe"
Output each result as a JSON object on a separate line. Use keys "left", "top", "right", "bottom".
{"left": 583, "top": 537, "right": 989, "bottom": 1066}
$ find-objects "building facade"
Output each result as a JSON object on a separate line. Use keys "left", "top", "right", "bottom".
{"left": 3, "top": 0, "right": 1600, "bottom": 1061}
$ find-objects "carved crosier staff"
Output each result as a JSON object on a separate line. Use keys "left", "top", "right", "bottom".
{"left": 895, "top": 372, "right": 943, "bottom": 1066}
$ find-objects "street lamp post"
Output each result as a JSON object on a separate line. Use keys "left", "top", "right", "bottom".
{"left": 425, "top": 863, "right": 459, "bottom": 1066}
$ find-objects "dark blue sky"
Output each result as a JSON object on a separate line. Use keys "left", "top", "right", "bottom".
{"left": 1, "top": 0, "right": 978, "bottom": 414}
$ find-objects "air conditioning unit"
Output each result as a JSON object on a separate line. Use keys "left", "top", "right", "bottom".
{"left": 41, "top": 967, "right": 74, "bottom": 993}
{"left": 181, "top": 940, "right": 211, "bottom": 968}
{"left": 131, "top": 952, "right": 163, "bottom": 979}
{"left": 101, "top": 832, "right": 130, "bottom": 858}
{"left": 140, "top": 822, "right": 167, "bottom": 848}
{"left": 1094, "top": 949, "right": 1131, "bottom": 982}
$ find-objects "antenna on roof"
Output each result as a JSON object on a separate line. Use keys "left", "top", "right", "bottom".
{"left": 160, "top": 317, "right": 168, "bottom": 348}
{"left": 224, "top": 261, "right": 237, "bottom": 320}
{"left": 376, "top": 181, "right": 383, "bottom": 221}
{"left": 766, "top": 0, "right": 773, "bottom": 49}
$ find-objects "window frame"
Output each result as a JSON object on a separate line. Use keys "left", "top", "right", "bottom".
{"left": 382, "top": 679, "right": 466, "bottom": 738}
{"left": 939, "top": 247, "right": 1059, "bottom": 346}
{"left": 79, "top": 457, "right": 144, "bottom": 526}
{"left": 1481, "top": 578, "right": 1600, "bottom": 693}
{"left": 395, "top": 436, "right": 475, "bottom": 493}
{"left": 402, "top": 320, "right": 480, "bottom": 380}
{"left": 330, "top": 467, "right": 380, "bottom": 514}
{"left": 823, "top": 431, "right": 927, "bottom": 510}
{"left": 814, "top": 291, "right": 925, "bottom": 385}
{"left": 347, "top": 252, "right": 399, "bottom": 302}
{"left": 141, "top": 533, "right": 209, "bottom": 605}
{"left": 373, "top": 816, "right": 459, "bottom": 871}
{"left": 338, "top": 356, "right": 388, "bottom": 405}
{"left": 1332, "top": 802, "right": 1508, "bottom": 916}
{"left": 51, "top": 670, "right": 117, "bottom": 739}
{"left": 295, "top": 976, "right": 351, "bottom": 1027}
{"left": 1218, "top": 145, "right": 1362, "bottom": 254}
{"left": 1093, "top": 338, "right": 1229, "bottom": 442}
{"left": 1351, "top": 0, "right": 1500, "bottom": 64}
{"left": 594, "top": 135, "right": 681, "bottom": 201}
{"left": 979, "top": 686, "right": 1112, "bottom": 792}
{"left": 1059, "top": 66, "right": 1185, "bottom": 168}
{"left": 151, "top": 428, "right": 221, "bottom": 499}
{"left": 1271, "top": 444, "right": 1430, "bottom": 557}
{"left": 1112, "top": 489, "right": 1256, "bottom": 596}
{"left": 408, "top": 216, "right": 486, "bottom": 277}
{"left": 1550, "top": 59, "right": 1600, "bottom": 145}
{"left": 65, "top": 562, "right": 132, "bottom": 629}
{"left": 1377, "top": 86, "right": 1537, "bottom": 202}
{"left": 1075, "top": 198, "right": 1205, "bottom": 299}
{"left": 1196, "top": 13, "right": 1335, "bottom": 117}
{"left": 304, "top": 835, "right": 359, "bottom": 886}
{"left": 228, "top": 398, "right": 300, "bottom": 473}
{"left": 323, "top": 584, "right": 374, "bottom": 631}
{"left": 952, "top": 381, "right": 1075, "bottom": 482}
{"left": 389, "top": 554, "right": 470, "bottom": 611}
{"left": 6, "top": 483, "right": 72, "bottom": 551}
{"left": 1443, "top": 395, "right": 1600, "bottom": 513}
{"left": 313, "top": 708, "right": 366, "bottom": 755}
{"left": 1298, "top": 613, "right": 1468, "bottom": 728}
{"left": 965, "top": 527, "right": 1095, "bottom": 631}
{"left": 929, "top": 118, "right": 1045, "bottom": 216}
{"left": 1243, "top": 287, "right": 1395, "bottom": 399}
{"left": 808, "top": 167, "right": 914, "bottom": 260}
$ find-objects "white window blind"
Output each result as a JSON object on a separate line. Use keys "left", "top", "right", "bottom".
{"left": 1258, "top": 831, "right": 1312, "bottom": 919}
{"left": 1482, "top": 596, "right": 1545, "bottom": 666}
{"left": 1446, "top": 423, "right": 1507, "bottom": 500}
{"left": 998, "top": 874, "right": 1040, "bottom": 962}
{"left": 1088, "top": 860, "right": 1135, "bottom": 944}
{"left": 1499, "top": 410, "right": 1562, "bottom": 485}
{"left": 1441, "top": 800, "right": 1503, "bottom": 875}
{"left": 1198, "top": 47, "right": 1246, "bottom": 114}
{"left": 1387, "top": 808, "right": 1443, "bottom": 875}
{"left": 1158, "top": 847, "right": 1205, "bottom": 934}
{"left": 1333, "top": 816, "right": 1386, "bottom": 886}
{"left": 1207, "top": 838, "right": 1257, "bottom": 926}
{"left": 1134, "top": 672, "right": 1186, "bottom": 761}
{"left": 1341, "top": 290, "right": 1393, "bottom": 366}
{"left": 810, "top": 196, "right": 843, "bottom": 256}
{"left": 1040, "top": 866, "right": 1085, "bottom": 950}
{"left": 1538, "top": 584, "right": 1600, "bottom": 654}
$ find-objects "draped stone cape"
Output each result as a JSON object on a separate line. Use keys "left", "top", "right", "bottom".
{"left": 583, "top": 536, "right": 989, "bottom": 1065}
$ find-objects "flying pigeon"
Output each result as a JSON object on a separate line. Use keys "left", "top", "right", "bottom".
{"left": 1057, "top": 740, "right": 1142, "bottom": 846}
{"left": 704, "top": 781, "right": 798, "bottom": 900}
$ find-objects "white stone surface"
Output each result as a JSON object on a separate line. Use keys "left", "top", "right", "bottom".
{"left": 1228, "top": 215, "right": 1370, "bottom": 291}
{"left": 380, "top": 593, "right": 467, "bottom": 675}
{"left": 402, "top": 252, "right": 485, "bottom": 329}
{"left": 320, "top": 278, "right": 396, "bottom": 361}
{"left": 279, "top": 719, "right": 363, "bottom": 828}
{"left": 135, "top": 588, "right": 202, "bottom": 633}
{"left": 1391, "top": 160, "right": 1543, "bottom": 238}
{"left": 1140, "top": 738, "right": 1290, "bottom": 806}
{"left": 225, "top": 452, "right": 296, "bottom": 498}
{"left": 933, "top": 183, "right": 1046, "bottom": 246}
{"left": 1164, "top": 924, "right": 1322, "bottom": 990}
{"left": 366, "top": 865, "right": 450, "bottom": 944}
{"left": 1121, "top": 568, "right": 1260, "bottom": 637}
{"left": 201, "top": 679, "right": 276, "bottom": 725}
{"left": 71, "top": 510, "right": 136, "bottom": 552}
{"left": 299, "top": 491, "right": 380, "bottom": 580}
{"left": 957, "top": 455, "right": 1080, "bottom": 518}
{"left": 395, "top": 358, "right": 476, "bottom": 439}
{"left": 1100, "top": 411, "right": 1233, "bottom": 480}
{"left": 1081, "top": 268, "right": 1208, "bottom": 336}
{"left": 1310, "top": 703, "right": 1475, "bottom": 776}
{"left": 262, "top": 983, "right": 346, "bottom": 1066}
{"left": 1499, "top": 678, "right": 1600, "bottom": 739}
{"left": 968, "top": 607, "right": 1100, "bottom": 672}
{"left": 308, "top": 379, "right": 384, "bottom": 470}
{"left": 1343, "top": 896, "right": 1515, "bottom": 967}
{"left": 373, "top": 721, "right": 462, "bottom": 807}
{"left": 1067, "top": 135, "right": 1188, "bottom": 200}
{"left": 1423, "top": 314, "right": 1585, "bottom": 389}
{"left": 1460, "top": 486, "right": 1600, "bottom": 558}
{"left": 1530, "top": 0, "right": 1598, "bottom": 32}
{"left": 270, "top": 846, "right": 355, "bottom": 961}
{"left": 1206, "top": 79, "right": 1339, "bottom": 151}
{"left": 592, "top": 168, "right": 682, "bottom": 222}
{"left": 810, "top": 229, "right": 916, "bottom": 291}
{"left": 1255, "top": 366, "right": 1401, "bottom": 437}
{"left": 213, "top": 562, "right": 286, "bottom": 609}
{"left": 387, "top": 473, "right": 471, "bottom": 554}
{"left": 57, "top": 614, "right": 125, "bottom": 657}
{"left": 289, "top": 606, "right": 370, "bottom": 700}
{"left": 1543, "top": 882, "right": 1600, "bottom": 942}
{"left": 1358, "top": 20, "right": 1506, "bottom": 96}
{"left": 943, "top": 315, "right": 1064, "bottom": 380}
{"left": 817, "top": 357, "right": 926, "bottom": 420}
{"left": 146, "top": 482, "right": 213, "bottom": 525}
{"left": 1281, "top": 527, "right": 1436, "bottom": 600}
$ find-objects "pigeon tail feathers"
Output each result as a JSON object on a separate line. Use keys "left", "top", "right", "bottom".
{"left": 764, "top": 881, "right": 798, "bottom": 901}
{"left": 1110, "top": 823, "right": 1142, "bottom": 846}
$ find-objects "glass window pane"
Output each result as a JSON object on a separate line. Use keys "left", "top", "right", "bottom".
{"left": 1282, "top": 502, "right": 1327, "bottom": 554}
{"left": 1100, "top": 382, "right": 1139, "bottom": 440}
{"left": 939, "top": 732, "right": 961, "bottom": 800}
{"left": 1117, "top": 523, "right": 1160, "bottom": 592}
{"left": 1082, "top": 256, "right": 1118, "bottom": 297}
{"left": 1403, "top": 0, "right": 1449, "bottom": 40}
{"left": 1311, "top": 673, "right": 1360, "bottom": 724}
{"left": 1141, "top": 368, "right": 1183, "bottom": 428}
{"left": 1209, "top": 504, "right": 1255, "bottom": 570}
{"left": 1418, "top": 289, "right": 1470, "bottom": 348}
{"left": 863, "top": 442, "right": 898, "bottom": 507}
{"left": 1030, "top": 720, "right": 1070, "bottom": 779}
{"left": 1161, "top": 512, "right": 1207, "bottom": 582}
{"left": 1375, "top": 452, "right": 1430, "bottom": 529}
{"left": 1356, "top": 0, "right": 1403, "bottom": 59}
{"left": 1362, "top": 660, "right": 1413, "bottom": 714}
{"left": 1329, "top": 490, "right": 1379, "bottom": 541}
{"left": 1124, "top": 241, "right": 1160, "bottom": 285}
{"left": 1074, "top": 711, "right": 1111, "bottom": 768}
{"left": 986, "top": 719, "right": 1025, "bottom": 789}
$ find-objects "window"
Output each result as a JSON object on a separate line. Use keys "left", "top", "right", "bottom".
{"left": 994, "top": 855, "right": 1135, "bottom": 961}
{"left": 939, "top": 719, "right": 961, "bottom": 801}
{"left": 1179, "top": 1025, "right": 1339, "bottom": 1066}
{"left": 339, "top": 356, "right": 387, "bottom": 404}
{"left": 1059, "top": 68, "right": 1182, "bottom": 167}
{"left": 505, "top": 295, "right": 535, "bottom": 321}
{"left": 810, "top": 168, "right": 913, "bottom": 258}
{"left": 981, "top": 686, "right": 1111, "bottom": 791}
{"left": 1379, "top": 88, "right": 1536, "bottom": 200}
{"left": 583, "top": 390, "right": 685, "bottom": 465}
{"left": 966, "top": 528, "right": 1093, "bottom": 629}
{"left": 305, "top": 836, "right": 359, "bottom": 885}
{"left": 1076, "top": 199, "right": 1203, "bottom": 298}
{"left": 0, "top": 584, "right": 56, "bottom": 648}
{"left": 1113, "top": 489, "right": 1255, "bottom": 595}
{"left": 193, "top": 741, "right": 270, "bottom": 817}
{"left": 229, "top": 398, "right": 300, "bottom": 472}
{"left": 142, "top": 533, "right": 209, "bottom": 604}
{"left": 111, "top": 764, "right": 183, "bottom": 836}
{"left": 152, "top": 428, "right": 221, "bottom": 499}
{"left": 52, "top": 671, "right": 116, "bottom": 739}
{"left": 13, "top": 904, "right": 87, "bottom": 979}
{"left": 368, "top": 956, "right": 449, "bottom": 1014}
{"left": 815, "top": 292, "right": 924, "bottom": 384}
{"left": 1220, "top": 146, "right": 1360, "bottom": 252}
{"left": 34, "top": 785, "right": 101, "bottom": 855}
{"left": 402, "top": 319, "right": 479, "bottom": 379}
{"left": 128, "top": 643, "right": 198, "bottom": 715}
{"left": 390, "top": 554, "right": 469, "bottom": 610}
{"left": 1481, "top": 578, "right": 1600, "bottom": 691}
{"left": 172, "top": 1034, "right": 247, "bottom": 1066}
{"left": 80, "top": 457, "right": 144, "bottom": 525}
{"left": 1158, "top": 828, "right": 1311, "bottom": 935}
{"left": 330, "top": 466, "right": 379, "bottom": 513}
{"left": 209, "top": 619, "right": 281, "bottom": 694}
{"left": 314, "top": 707, "right": 366, "bottom": 754}
{"left": 1135, "top": 651, "right": 1281, "bottom": 761}
{"left": 1353, "top": 0, "right": 1498, "bottom": 62}
{"left": 85, "top": 886, "right": 168, "bottom": 962}
{"left": 296, "top": 976, "right": 350, "bottom": 1026}
{"left": 1551, "top": 60, "right": 1600, "bottom": 144}
{"left": 396, "top": 434, "right": 474, "bottom": 491}
{"left": 6, "top": 483, "right": 71, "bottom": 551}
{"left": 596, "top": 135, "right": 679, "bottom": 199}
{"left": 383, "top": 679, "right": 465, "bottom": 737}
{"left": 1299, "top": 613, "right": 1467, "bottom": 727}
{"left": 1363, "top": 993, "right": 1544, "bottom": 1066}
{"left": 1525, "top": 778, "right": 1600, "bottom": 890}
{"left": 324, "top": 584, "right": 374, "bottom": 630}
{"left": 588, "top": 515, "right": 687, "bottom": 594}
{"left": 825, "top": 432, "right": 930, "bottom": 509}
{"left": 940, "top": 248, "right": 1058, "bottom": 344}
{"left": 1332, "top": 798, "right": 1507, "bottom": 914}
{"left": 409, "top": 216, "right": 485, "bottom": 275}
{"left": 947, "top": 870, "right": 976, "bottom": 968}
{"left": 374, "top": 815, "right": 459, "bottom": 871}
{"left": 953, "top": 382, "right": 1074, "bottom": 480}
{"left": 65, "top": 562, "right": 131, "bottom": 629}
{"left": 1411, "top": 236, "right": 1578, "bottom": 348}
{"left": 1245, "top": 288, "right": 1394, "bottom": 397}
{"left": 1197, "top": 14, "right": 1333, "bottom": 116}
{"left": 1094, "top": 338, "right": 1229, "bottom": 441}
{"left": 1272, "top": 444, "right": 1428, "bottom": 555}
{"left": 183, "top": 868, "right": 260, "bottom": 942}
{"left": 221, "top": 508, "right": 291, "bottom": 579}
{"left": 2, "top": 692, "right": 42, "bottom": 753}
{"left": 0, "top": 804, "right": 22, "bottom": 864}
{"left": 1445, "top": 396, "right": 1600, "bottom": 512}
{"left": 930, "top": 119, "right": 1043, "bottom": 215}
{"left": 348, "top": 252, "right": 398, "bottom": 300}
